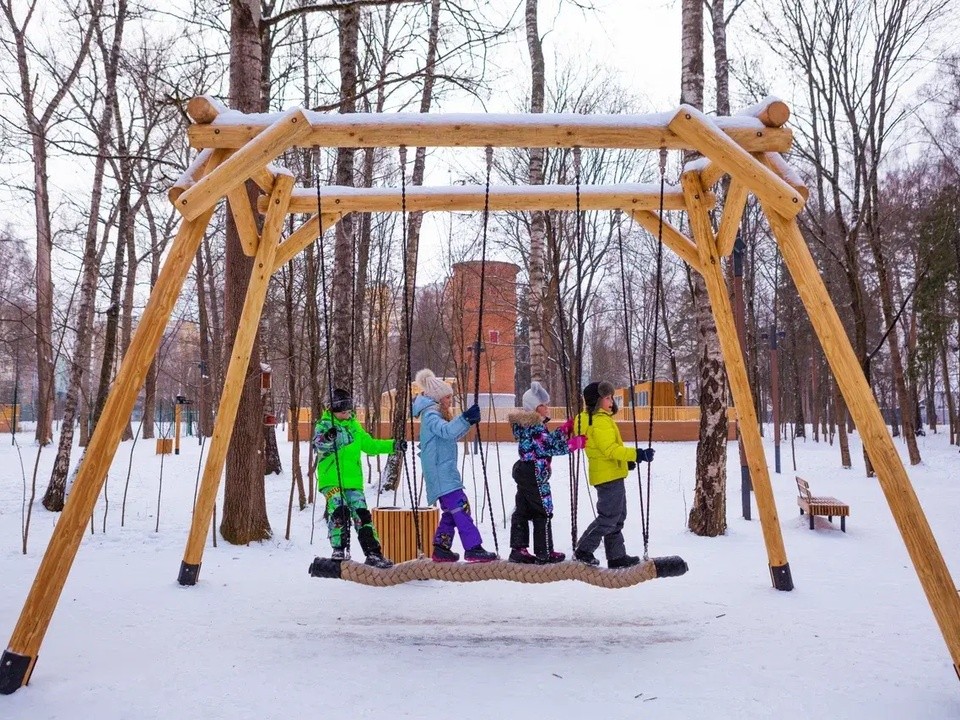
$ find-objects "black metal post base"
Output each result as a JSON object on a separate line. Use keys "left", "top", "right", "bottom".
{"left": 0, "top": 650, "right": 32, "bottom": 695}
{"left": 740, "top": 464, "right": 752, "bottom": 520}
{"left": 178, "top": 561, "right": 201, "bottom": 586}
{"left": 770, "top": 562, "right": 793, "bottom": 591}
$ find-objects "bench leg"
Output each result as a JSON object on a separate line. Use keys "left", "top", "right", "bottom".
{"left": 841, "top": 516, "right": 845, "bottom": 532}
{"left": 809, "top": 514, "right": 814, "bottom": 530}
{"left": 799, "top": 508, "right": 804, "bottom": 515}
{"left": 828, "top": 515, "right": 832, "bottom": 522}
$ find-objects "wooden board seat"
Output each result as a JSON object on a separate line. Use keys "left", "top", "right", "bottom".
{"left": 796, "top": 477, "right": 849, "bottom": 532}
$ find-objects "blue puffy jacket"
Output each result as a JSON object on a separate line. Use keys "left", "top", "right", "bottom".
{"left": 412, "top": 394, "right": 472, "bottom": 504}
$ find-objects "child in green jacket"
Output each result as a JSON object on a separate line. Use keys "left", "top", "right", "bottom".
{"left": 314, "top": 388, "right": 405, "bottom": 568}
{"left": 572, "top": 381, "right": 655, "bottom": 569}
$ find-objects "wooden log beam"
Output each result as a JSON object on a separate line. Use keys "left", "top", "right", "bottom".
{"left": 0, "top": 153, "right": 228, "bottom": 695}
{"left": 628, "top": 209, "right": 703, "bottom": 273}
{"left": 669, "top": 105, "right": 804, "bottom": 219}
{"left": 685, "top": 157, "right": 726, "bottom": 190}
{"left": 187, "top": 94, "right": 229, "bottom": 124}
{"left": 175, "top": 108, "right": 310, "bottom": 221}
{"left": 179, "top": 173, "right": 295, "bottom": 585}
{"left": 259, "top": 183, "right": 699, "bottom": 215}
{"left": 737, "top": 96, "right": 791, "bottom": 128}
{"left": 716, "top": 180, "right": 750, "bottom": 257}
{"left": 187, "top": 110, "right": 794, "bottom": 153}
{"left": 227, "top": 186, "right": 261, "bottom": 256}
{"left": 168, "top": 148, "right": 216, "bottom": 204}
{"left": 765, "top": 205, "right": 960, "bottom": 674}
{"left": 271, "top": 213, "right": 341, "bottom": 274}
{"left": 682, "top": 171, "right": 793, "bottom": 591}
{"left": 757, "top": 152, "right": 809, "bottom": 202}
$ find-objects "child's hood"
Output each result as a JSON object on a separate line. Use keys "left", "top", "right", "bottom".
{"left": 412, "top": 394, "right": 435, "bottom": 417}
{"left": 508, "top": 410, "right": 545, "bottom": 428}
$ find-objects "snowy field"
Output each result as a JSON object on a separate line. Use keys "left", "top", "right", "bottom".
{"left": 1, "top": 425, "right": 959, "bottom": 719}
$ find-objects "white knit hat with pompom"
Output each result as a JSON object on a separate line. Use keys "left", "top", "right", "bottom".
{"left": 521, "top": 381, "right": 550, "bottom": 411}
{"left": 415, "top": 368, "right": 453, "bottom": 401}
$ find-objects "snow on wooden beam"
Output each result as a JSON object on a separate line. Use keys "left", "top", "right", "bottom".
{"left": 174, "top": 108, "right": 310, "bottom": 221}
{"left": 737, "top": 96, "right": 791, "bottom": 128}
{"left": 186, "top": 108, "right": 793, "bottom": 153}
{"left": 257, "top": 183, "right": 700, "bottom": 215}
{"left": 756, "top": 152, "right": 809, "bottom": 202}
{"left": 669, "top": 105, "right": 804, "bottom": 218}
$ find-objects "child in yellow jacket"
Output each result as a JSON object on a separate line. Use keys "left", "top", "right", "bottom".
{"left": 573, "top": 381, "right": 654, "bottom": 568}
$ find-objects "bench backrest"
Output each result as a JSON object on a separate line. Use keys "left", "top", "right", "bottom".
{"left": 796, "top": 476, "right": 812, "bottom": 500}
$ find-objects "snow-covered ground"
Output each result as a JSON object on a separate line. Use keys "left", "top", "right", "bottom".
{"left": 1, "top": 425, "right": 959, "bottom": 719}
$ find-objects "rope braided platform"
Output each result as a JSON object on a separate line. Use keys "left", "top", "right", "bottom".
{"left": 308, "top": 556, "right": 688, "bottom": 589}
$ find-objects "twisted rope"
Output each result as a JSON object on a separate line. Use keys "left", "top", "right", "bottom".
{"left": 309, "top": 555, "right": 688, "bottom": 589}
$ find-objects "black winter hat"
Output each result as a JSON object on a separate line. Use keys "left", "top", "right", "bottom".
{"left": 583, "top": 381, "right": 615, "bottom": 411}
{"left": 329, "top": 388, "right": 353, "bottom": 413}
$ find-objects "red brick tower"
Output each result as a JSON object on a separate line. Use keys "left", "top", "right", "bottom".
{"left": 449, "top": 260, "right": 519, "bottom": 396}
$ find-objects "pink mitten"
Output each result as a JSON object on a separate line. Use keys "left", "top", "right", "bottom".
{"left": 567, "top": 434, "right": 587, "bottom": 452}
{"left": 559, "top": 418, "right": 574, "bottom": 435}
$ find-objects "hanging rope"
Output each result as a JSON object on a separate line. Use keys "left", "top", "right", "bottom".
{"left": 564, "top": 146, "right": 584, "bottom": 550}
{"left": 470, "top": 145, "right": 499, "bottom": 554}
{"left": 643, "top": 148, "right": 669, "bottom": 558}
{"left": 313, "top": 148, "right": 349, "bottom": 552}
{"left": 398, "top": 145, "right": 423, "bottom": 557}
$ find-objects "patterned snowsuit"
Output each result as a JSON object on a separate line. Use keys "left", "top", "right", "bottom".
{"left": 313, "top": 411, "right": 394, "bottom": 554}
{"left": 509, "top": 410, "right": 571, "bottom": 557}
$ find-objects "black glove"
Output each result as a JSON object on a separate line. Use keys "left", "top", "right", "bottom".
{"left": 627, "top": 461, "right": 637, "bottom": 471}
{"left": 322, "top": 427, "right": 337, "bottom": 442}
{"left": 637, "top": 448, "right": 655, "bottom": 463}
{"left": 463, "top": 403, "right": 481, "bottom": 425}
{"left": 395, "top": 439, "right": 408, "bottom": 453}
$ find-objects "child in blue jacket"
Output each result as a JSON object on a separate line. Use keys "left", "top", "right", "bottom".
{"left": 412, "top": 368, "right": 497, "bottom": 563}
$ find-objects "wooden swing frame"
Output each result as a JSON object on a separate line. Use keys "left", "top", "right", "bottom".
{"left": 2, "top": 95, "right": 959, "bottom": 694}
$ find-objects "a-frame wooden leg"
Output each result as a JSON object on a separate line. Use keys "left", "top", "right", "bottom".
{"left": 765, "top": 207, "right": 960, "bottom": 676}
{"left": 682, "top": 172, "right": 793, "bottom": 591}
{"left": 0, "top": 202, "right": 221, "bottom": 694}
{"left": 178, "top": 174, "right": 294, "bottom": 585}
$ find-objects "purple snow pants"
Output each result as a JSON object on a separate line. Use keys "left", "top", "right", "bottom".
{"left": 433, "top": 488, "right": 482, "bottom": 551}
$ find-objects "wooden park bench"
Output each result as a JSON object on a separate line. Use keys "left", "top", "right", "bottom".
{"left": 796, "top": 476, "right": 849, "bottom": 532}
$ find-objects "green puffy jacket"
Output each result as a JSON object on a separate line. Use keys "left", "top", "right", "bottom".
{"left": 313, "top": 411, "right": 395, "bottom": 491}
{"left": 574, "top": 408, "right": 641, "bottom": 486}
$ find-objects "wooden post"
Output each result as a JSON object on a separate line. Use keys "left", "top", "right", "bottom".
{"left": 628, "top": 210, "right": 703, "bottom": 273}
{"left": 716, "top": 180, "right": 749, "bottom": 256}
{"left": 178, "top": 174, "right": 294, "bottom": 586}
{"left": 682, "top": 171, "right": 793, "bottom": 591}
{"left": 0, "top": 181, "right": 223, "bottom": 693}
{"left": 765, "top": 208, "right": 960, "bottom": 675}
{"left": 271, "top": 213, "right": 341, "bottom": 274}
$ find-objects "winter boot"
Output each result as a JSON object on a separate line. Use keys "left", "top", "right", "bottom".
{"left": 573, "top": 549, "right": 600, "bottom": 566}
{"left": 539, "top": 550, "right": 565, "bottom": 563}
{"left": 508, "top": 547, "right": 539, "bottom": 564}
{"left": 464, "top": 545, "right": 498, "bottom": 563}
{"left": 330, "top": 547, "right": 350, "bottom": 561}
{"left": 432, "top": 544, "right": 460, "bottom": 563}
{"left": 364, "top": 552, "right": 394, "bottom": 569}
{"left": 608, "top": 554, "right": 641, "bottom": 569}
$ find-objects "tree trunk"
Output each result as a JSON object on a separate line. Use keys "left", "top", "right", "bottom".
{"left": 195, "top": 246, "right": 214, "bottom": 438}
{"left": 525, "top": 0, "right": 548, "bottom": 382}
{"left": 284, "top": 262, "right": 306, "bottom": 509}
{"left": 834, "top": 379, "right": 851, "bottom": 468}
{"left": 330, "top": 4, "right": 359, "bottom": 390}
{"left": 220, "top": 0, "right": 271, "bottom": 545}
{"left": 684, "top": 0, "right": 727, "bottom": 536}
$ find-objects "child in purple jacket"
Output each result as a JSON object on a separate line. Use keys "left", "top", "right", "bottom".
{"left": 507, "top": 382, "right": 585, "bottom": 564}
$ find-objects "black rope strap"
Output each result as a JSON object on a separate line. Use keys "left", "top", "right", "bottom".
{"left": 471, "top": 146, "right": 499, "bottom": 554}
{"left": 314, "top": 148, "right": 349, "bottom": 549}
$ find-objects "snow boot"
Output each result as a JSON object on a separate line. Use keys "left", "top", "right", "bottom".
{"left": 464, "top": 545, "right": 498, "bottom": 563}
{"left": 574, "top": 549, "right": 600, "bottom": 566}
{"left": 432, "top": 544, "right": 460, "bottom": 563}
{"left": 539, "top": 550, "right": 566, "bottom": 564}
{"left": 608, "top": 554, "right": 641, "bottom": 569}
{"left": 508, "top": 547, "right": 539, "bottom": 564}
{"left": 330, "top": 547, "right": 350, "bottom": 561}
{"left": 364, "top": 552, "right": 394, "bottom": 569}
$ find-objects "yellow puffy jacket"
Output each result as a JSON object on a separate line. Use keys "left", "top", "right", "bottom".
{"left": 575, "top": 408, "right": 641, "bottom": 486}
